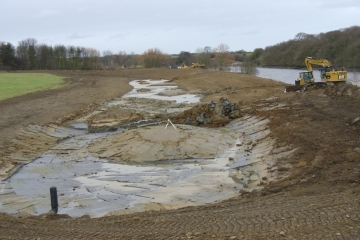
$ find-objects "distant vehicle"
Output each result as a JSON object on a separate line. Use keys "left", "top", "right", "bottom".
{"left": 190, "top": 63, "right": 206, "bottom": 69}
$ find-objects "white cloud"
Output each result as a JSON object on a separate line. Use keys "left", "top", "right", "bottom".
{"left": 68, "top": 33, "right": 91, "bottom": 40}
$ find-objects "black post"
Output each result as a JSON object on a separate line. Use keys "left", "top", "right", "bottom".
{"left": 50, "top": 186, "right": 58, "bottom": 214}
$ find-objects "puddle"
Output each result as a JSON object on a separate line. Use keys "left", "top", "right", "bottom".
{"left": 0, "top": 79, "right": 284, "bottom": 218}
{"left": 123, "top": 79, "right": 200, "bottom": 103}
{"left": 68, "top": 122, "right": 88, "bottom": 130}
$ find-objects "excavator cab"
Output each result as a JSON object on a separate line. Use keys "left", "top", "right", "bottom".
{"left": 296, "top": 71, "right": 314, "bottom": 85}
{"left": 320, "top": 66, "right": 334, "bottom": 79}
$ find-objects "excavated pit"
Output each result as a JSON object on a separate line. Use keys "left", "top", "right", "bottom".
{"left": 0, "top": 79, "right": 292, "bottom": 218}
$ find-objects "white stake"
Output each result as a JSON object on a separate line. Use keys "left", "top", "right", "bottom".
{"left": 165, "top": 119, "right": 177, "bottom": 129}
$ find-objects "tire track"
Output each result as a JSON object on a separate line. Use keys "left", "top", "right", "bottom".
{"left": 1, "top": 191, "right": 359, "bottom": 239}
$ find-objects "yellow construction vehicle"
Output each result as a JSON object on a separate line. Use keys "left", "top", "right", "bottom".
{"left": 285, "top": 57, "right": 347, "bottom": 92}
{"left": 190, "top": 63, "right": 205, "bottom": 69}
{"left": 295, "top": 57, "right": 347, "bottom": 86}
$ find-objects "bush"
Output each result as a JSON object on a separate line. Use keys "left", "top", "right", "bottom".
{"left": 240, "top": 61, "right": 259, "bottom": 75}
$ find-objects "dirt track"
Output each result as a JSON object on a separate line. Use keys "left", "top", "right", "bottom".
{"left": 0, "top": 69, "right": 360, "bottom": 239}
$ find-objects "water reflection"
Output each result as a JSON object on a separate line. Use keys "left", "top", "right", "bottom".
{"left": 123, "top": 79, "right": 200, "bottom": 103}
{"left": 230, "top": 66, "right": 360, "bottom": 85}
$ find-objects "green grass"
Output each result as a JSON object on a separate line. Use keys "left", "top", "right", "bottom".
{"left": 0, "top": 73, "right": 64, "bottom": 101}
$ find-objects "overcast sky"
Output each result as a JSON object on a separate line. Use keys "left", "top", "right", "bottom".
{"left": 1, "top": 0, "right": 359, "bottom": 55}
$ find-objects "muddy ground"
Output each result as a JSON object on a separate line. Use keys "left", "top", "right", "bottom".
{"left": 0, "top": 68, "right": 360, "bottom": 239}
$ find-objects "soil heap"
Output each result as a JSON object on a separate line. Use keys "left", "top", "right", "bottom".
{"left": 88, "top": 124, "right": 238, "bottom": 162}
{"left": 172, "top": 97, "right": 242, "bottom": 127}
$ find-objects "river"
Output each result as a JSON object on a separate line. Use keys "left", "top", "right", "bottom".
{"left": 231, "top": 66, "right": 360, "bottom": 86}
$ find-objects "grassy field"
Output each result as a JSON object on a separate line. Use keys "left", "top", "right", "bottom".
{"left": 0, "top": 73, "right": 64, "bottom": 101}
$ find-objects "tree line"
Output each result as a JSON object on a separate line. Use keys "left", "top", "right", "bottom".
{"left": 2, "top": 26, "right": 359, "bottom": 71}
{"left": 0, "top": 38, "right": 240, "bottom": 71}
{"left": 0, "top": 38, "right": 103, "bottom": 70}
{"left": 249, "top": 26, "right": 360, "bottom": 69}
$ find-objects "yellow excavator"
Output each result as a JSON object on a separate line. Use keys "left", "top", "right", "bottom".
{"left": 190, "top": 63, "right": 206, "bottom": 69}
{"left": 295, "top": 57, "right": 347, "bottom": 87}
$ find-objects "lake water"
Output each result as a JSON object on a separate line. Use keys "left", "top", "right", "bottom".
{"left": 231, "top": 66, "right": 360, "bottom": 86}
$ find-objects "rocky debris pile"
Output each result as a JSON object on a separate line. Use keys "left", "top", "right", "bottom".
{"left": 203, "top": 87, "right": 237, "bottom": 95}
{"left": 172, "top": 98, "right": 242, "bottom": 127}
{"left": 324, "top": 82, "right": 360, "bottom": 97}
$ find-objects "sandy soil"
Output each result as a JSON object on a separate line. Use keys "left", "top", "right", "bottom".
{"left": 0, "top": 68, "right": 360, "bottom": 239}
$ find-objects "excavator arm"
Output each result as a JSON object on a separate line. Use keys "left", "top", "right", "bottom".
{"left": 305, "top": 57, "right": 332, "bottom": 72}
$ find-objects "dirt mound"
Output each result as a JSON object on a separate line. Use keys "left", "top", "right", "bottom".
{"left": 88, "top": 125, "right": 238, "bottom": 162}
{"left": 324, "top": 82, "right": 360, "bottom": 97}
{"left": 171, "top": 97, "right": 242, "bottom": 127}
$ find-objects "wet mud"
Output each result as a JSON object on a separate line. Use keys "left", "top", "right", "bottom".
{"left": 0, "top": 79, "right": 289, "bottom": 218}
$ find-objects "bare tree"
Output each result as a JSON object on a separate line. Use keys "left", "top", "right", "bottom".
{"left": 27, "top": 38, "right": 38, "bottom": 69}
{"left": 102, "top": 50, "right": 114, "bottom": 69}
{"left": 16, "top": 41, "right": 28, "bottom": 69}
{"left": 142, "top": 48, "right": 168, "bottom": 68}
{"left": 54, "top": 44, "right": 67, "bottom": 69}
{"left": 16, "top": 38, "right": 37, "bottom": 69}
{"left": 194, "top": 47, "right": 211, "bottom": 68}
{"left": 37, "top": 44, "right": 53, "bottom": 70}
{"left": 213, "top": 43, "right": 234, "bottom": 70}
{"left": 118, "top": 51, "right": 128, "bottom": 67}
{"left": 89, "top": 48, "right": 101, "bottom": 69}
{"left": 127, "top": 52, "right": 141, "bottom": 68}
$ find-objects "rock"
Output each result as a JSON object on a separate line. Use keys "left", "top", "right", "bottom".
{"left": 355, "top": 148, "right": 360, "bottom": 154}
{"left": 184, "top": 118, "right": 192, "bottom": 125}
{"left": 196, "top": 113, "right": 205, "bottom": 124}
{"left": 279, "top": 231, "right": 285, "bottom": 236}
{"left": 229, "top": 110, "right": 241, "bottom": 119}
{"left": 242, "top": 170, "right": 251, "bottom": 178}
{"left": 232, "top": 173, "right": 249, "bottom": 186}
{"left": 250, "top": 175, "right": 259, "bottom": 181}
{"left": 351, "top": 117, "right": 360, "bottom": 125}
{"left": 208, "top": 101, "right": 216, "bottom": 108}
